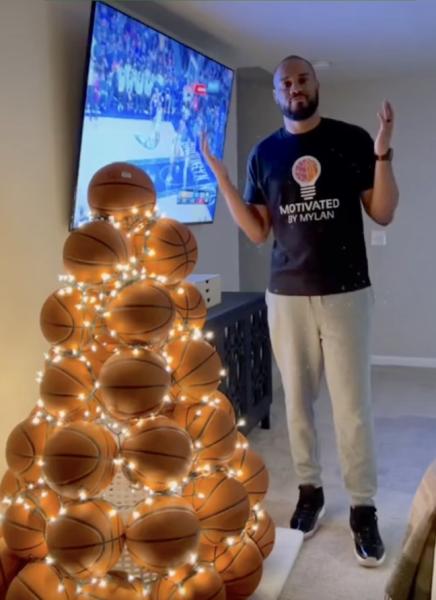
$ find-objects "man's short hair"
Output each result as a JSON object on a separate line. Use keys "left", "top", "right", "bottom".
{"left": 273, "top": 55, "right": 316, "bottom": 85}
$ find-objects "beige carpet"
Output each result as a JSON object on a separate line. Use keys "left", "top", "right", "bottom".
{"left": 248, "top": 366, "right": 436, "bottom": 600}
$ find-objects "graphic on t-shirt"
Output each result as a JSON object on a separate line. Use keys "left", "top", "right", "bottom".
{"left": 292, "top": 155, "right": 321, "bottom": 201}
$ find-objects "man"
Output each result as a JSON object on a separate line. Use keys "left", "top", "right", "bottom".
{"left": 201, "top": 55, "right": 399, "bottom": 567}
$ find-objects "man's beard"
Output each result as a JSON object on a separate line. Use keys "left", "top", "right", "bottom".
{"left": 279, "top": 91, "right": 319, "bottom": 121}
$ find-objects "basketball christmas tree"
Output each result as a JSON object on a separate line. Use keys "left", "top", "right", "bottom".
{"left": 0, "top": 162, "right": 275, "bottom": 599}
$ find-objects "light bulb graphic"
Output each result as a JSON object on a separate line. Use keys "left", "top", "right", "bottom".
{"left": 292, "top": 155, "right": 321, "bottom": 201}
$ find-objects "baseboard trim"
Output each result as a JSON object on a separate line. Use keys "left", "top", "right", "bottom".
{"left": 371, "top": 355, "right": 436, "bottom": 368}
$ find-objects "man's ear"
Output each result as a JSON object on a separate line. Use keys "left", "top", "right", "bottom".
{"left": 272, "top": 88, "right": 278, "bottom": 105}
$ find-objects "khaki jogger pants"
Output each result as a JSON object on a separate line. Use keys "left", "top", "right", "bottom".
{"left": 265, "top": 286, "right": 377, "bottom": 506}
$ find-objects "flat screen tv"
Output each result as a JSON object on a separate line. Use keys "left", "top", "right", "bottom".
{"left": 71, "top": 1, "right": 234, "bottom": 229}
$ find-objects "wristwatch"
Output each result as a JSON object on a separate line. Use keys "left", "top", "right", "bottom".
{"left": 375, "top": 148, "right": 393, "bottom": 161}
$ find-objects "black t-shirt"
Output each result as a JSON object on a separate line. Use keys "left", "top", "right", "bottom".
{"left": 244, "top": 117, "right": 375, "bottom": 296}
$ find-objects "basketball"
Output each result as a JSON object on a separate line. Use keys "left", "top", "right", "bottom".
{"left": 169, "top": 283, "right": 207, "bottom": 331}
{"left": 197, "top": 541, "right": 227, "bottom": 564}
{"left": 88, "top": 162, "right": 156, "bottom": 219}
{"left": 2, "top": 499, "right": 48, "bottom": 559}
{"left": 0, "top": 470, "right": 23, "bottom": 499}
{"left": 235, "top": 432, "right": 249, "bottom": 450}
{"left": 40, "top": 288, "right": 90, "bottom": 351}
{"left": 63, "top": 220, "right": 130, "bottom": 283}
{"left": 179, "top": 566, "right": 226, "bottom": 600}
{"left": 226, "top": 446, "right": 269, "bottom": 507}
{"left": 23, "top": 486, "right": 62, "bottom": 520}
{"left": 83, "top": 338, "right": 116, "bottom": 376}
{"left": 92, "top": 316, "right": 120, "bottom": 351}
{"left": 143, "top": 218, "right": 198, "bottom": 283}
{"left": 99, "top": 348, "right": 170, "bottom": 420}
{"left": 83, "top": 570, "right": 144, "bottom": 599}
{"left": 106, "top": 280, "right": 175, "bottom": 345}
{"left": 46, "top": 499, "right": 124, "bottom": 578}
{"left": 207, "top": 390, "right": 237, "bottom": 425}
{"left": 6, "top": 418, "right": 49, "bottom": 483}
{"left": 121, "top": 416, "right": 193, "bottom": 490}
{"left": 172, "top": 403, "right": 236, "bottom": 466}
{"left": 149, "top": 579, "right": 179, "bottom": 599}
{"left": 125, "top": 495, "right": 200, "bottom": 571}
{"left": 167, "top": 339, "right": 222, "bottom": 400}
{"left": 39, "top": 357, "right": 94, "bottom": 418}
{"left": 157, "top": 391, "right": 177, "bottom": 419}
{"left": 5, "top": 562, "right": 76, "bottom": 600}
{"left": 247, "top": 509, "right": 275, "bottom": 559}
{"left": 215, "top": 537, "right": 263, "bottom": 599}
{"left": 183, "top": 473, "right": 250, "bottom": 545}
{"left": 151, "top": 566, "right": 225, "bottom": 600}
{"left": 43, "top": 421, "right": 117, "bottom": 499}
{"left": 0, "top": 539, "right": 26, "bottom": 598}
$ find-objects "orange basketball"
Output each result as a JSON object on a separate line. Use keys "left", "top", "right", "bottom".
{"left": 170, "top": 283, "right": 207, "bottom": 331}
{"left": 40, "top": 288, "right": 90, "bottom": 351}
{"left": 40, "top": 357, "right": 95, "bottom": 418}
{"left": 235, "top": 432, "right": 249, "bottom": 450}
{"left": 6, "top": 418, "right": 49, "bottom": 483}
{"left": 0, "top": 539, "right": 26, "bottom": 598}
{"left": 88, "top": 162, "right": 156, "bottom": 219}
{"left": 121, "top": 416, "right": 192, "bottom": 490}
{"left": 197, "top": 541, "right": 227, "bottom": 564}
{"left": 0, "top": 469, "right": 25, "bottom": 540}
{"left": 63, "top": 220, "right": 130, "bottom": 283}
{"left": 226, "top": 446, "right": 269, "bottom": 507}
{"left": 43, "top": 421, "right": 117, "bottom": 499}
{"left": 2, "top": 498, "right": 48, "bottom": 559}
{"left": 46, "top": 499, "right": 124, "bottom": 578}
{"left": 215, "top": 538, "right": 263, "bottom": 599}
{"left": 22, "top": 486, "right": 62, "bottom": 520}
{"left": 180, "top": 566, "right": 226, "bottom": 600}
{"left": 0, "top": 470, "right": 23, "bottom": 499}
{"left": 183, "top": 473, "right": 250, "bottom": 545}
{"left": 126, "top": 495, "right": 200, "bottom": 571}
{"left": 150, "top": 579, "right": 179, "bottom": 599}
{"left": 92, "top": 315, "right": 120, "bottom": 349}
{"left": 99, "top": 349, "right": 170, "bottom": 420}
{"left": 207, "top": 390, "right": 237, "bottom": 426}
{"left": 151, "top": 566, "right": 225, "bottom": 600}
{"left": 247, "top": 509, "right": 276, "bottom": 559}
{"left": 5, "top": 561, "right": 76, "bottom": 600}
{"left": 83, "top": 338, "right": 116, "bottom": 376}
{"left": 167, "top": 339, "right": 222, "bottom": 400}
{"left": 157, "top": 391, "right": 177, "bottom": 419}
{"left": 83, "top": 570, "right": 144, "bottom": 599}
{"left": 172, "top": 404, "right": 236, "bottom": 466}
{"left": 143, "top": 218, "right": 198, "bottom": 283}
{"left": 106, "top": 280, "right": 175, "bottom": 346}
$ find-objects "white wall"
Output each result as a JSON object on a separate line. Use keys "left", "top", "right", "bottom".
{"left": 237, "top": 67, "right": 281, "bottom": 292}
{"left": 0, "top": 0, "right": 239, "bottom": 471}
{"left": 320, "top": 75, "right": 436, "bottom": 362}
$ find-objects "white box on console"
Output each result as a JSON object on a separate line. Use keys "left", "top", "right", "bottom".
{"left": 187, "top": 274, "right": 221, "bottom": 308}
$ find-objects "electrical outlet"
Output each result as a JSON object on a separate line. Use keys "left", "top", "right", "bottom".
{"left": 371, "top": 230, "right": 387, "bottom": 246}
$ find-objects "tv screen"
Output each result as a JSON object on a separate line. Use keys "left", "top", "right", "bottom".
{"left": 72, "top": 1, "right": 234, "bottom": 229}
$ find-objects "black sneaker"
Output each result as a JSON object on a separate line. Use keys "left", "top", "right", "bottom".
{"left": 350, "top": 506, "right": 386, "bottom": 567}
{"left": 290, "top": 485, "right": 325, "bottom": 539}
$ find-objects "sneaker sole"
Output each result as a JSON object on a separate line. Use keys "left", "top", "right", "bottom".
{"left": 301, "top": 505, "right": 326, "bottom": 540}
{"left": 350, "top": 532, "right": 386, "bottom": 567}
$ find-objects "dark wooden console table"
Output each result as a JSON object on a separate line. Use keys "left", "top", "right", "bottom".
{"left": 206, "top": 292, "right": 272, "bottom": 435}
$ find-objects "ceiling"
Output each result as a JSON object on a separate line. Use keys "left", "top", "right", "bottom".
{"left": 127, "top": 0, "right": 436, "bottom": 82}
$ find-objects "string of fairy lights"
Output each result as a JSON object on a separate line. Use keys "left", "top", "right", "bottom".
{"left": 1, "top": 201, "right": 269, "bottom": 598}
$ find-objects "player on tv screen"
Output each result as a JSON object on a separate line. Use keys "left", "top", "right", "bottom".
{"left": 73, "top": 1, "right": 234, "bottom": 228}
